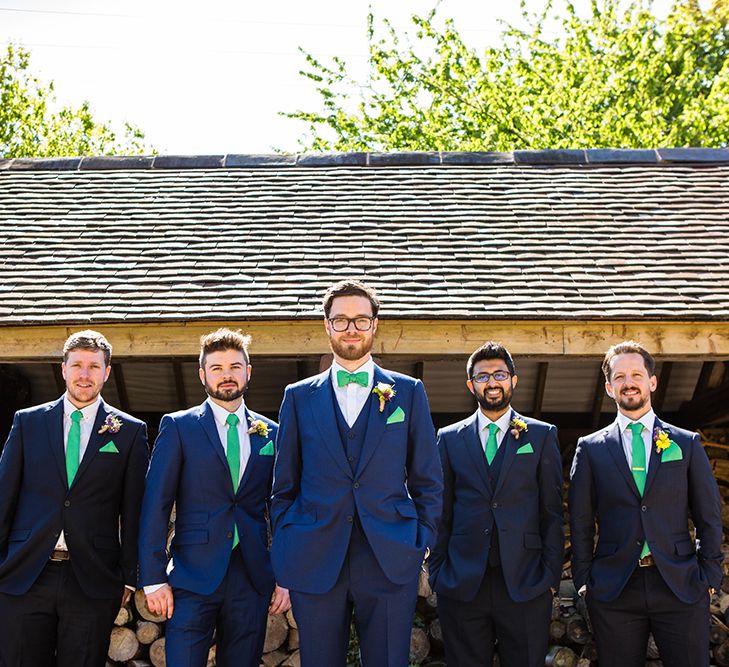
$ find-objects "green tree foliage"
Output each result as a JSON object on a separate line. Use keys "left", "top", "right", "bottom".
{"left": 0, "top": 44, "right": 150, "bottom": 158}
{"left": 285, "top": 0, "right": 729, "bottom": 151}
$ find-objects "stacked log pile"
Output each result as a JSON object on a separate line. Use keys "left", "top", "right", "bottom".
{"left": 107, "top": 428, "right": 729, "bottom": 666}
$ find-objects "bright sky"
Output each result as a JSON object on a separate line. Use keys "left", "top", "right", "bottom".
{"left": 0, "top": 0, "right": 709, "bottom": 154}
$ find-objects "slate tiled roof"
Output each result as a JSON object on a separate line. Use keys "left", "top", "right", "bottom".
{"left": 1, "top": 149, "right": 728, "bottom": 324}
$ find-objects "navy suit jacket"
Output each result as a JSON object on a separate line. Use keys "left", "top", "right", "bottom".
{"left": 138, "top": 402, "right": 277, "bottom": 597}
{"left": 569, "top": 417, "right": 723, "bottom": 603}
{"left": 0, "top": 397, "right": 148, "bottom": 598}
{"left": 270, "top": 365, "right": 443, "bottom": 594}
{"left": 429, "top": 410, "right": 563, "bottom": 603}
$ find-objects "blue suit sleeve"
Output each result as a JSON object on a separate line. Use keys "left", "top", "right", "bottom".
{"left": 687, "top": 433, "right": 723, "bottom": 589}
{"left": 271, "top": 386, "right": 300, "bottom": 533}
{"left": 138, "top": 415, "right": 182, "bottom": 587}
{"left": 0, "top": 413, "right": 23, "bottom": 558}
{"left": 538, "top": 425, "right": 565, "bottom": 589}
{"left": 428, "top": 428, "right": 451, "bottom": 585}
{"left": 568, "top": 437, "right": 595, "bottom": 592}
{"left": 406, "top": 380, "right": 443, "bottom": 552}
{"left": 120, "top": 421, "right": 149, "bottom": 587}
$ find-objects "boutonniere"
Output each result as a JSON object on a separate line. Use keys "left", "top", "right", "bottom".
{"left": 98, "top": 414, "right": 123, "bottom": 434}
{"left": 509, "top": 417, "right": 528, "bottom": 440}
{"left": 373, "top": 383, "right": 396, "bottom": 412}
{"left": 653, "top": 428, "right": 671, "bottom": 454}
{"left": 247, "top": 418, "right": 270, "bottom": 438}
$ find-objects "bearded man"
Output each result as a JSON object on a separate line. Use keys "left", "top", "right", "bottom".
{"left": 270, "top": 279, "right": 443, "bottom": 667}
{"left": 569, "top": 340, "right": 721, "bottom": 667}
{"left": 138, "top": 328, "right": 289, "bottom": 667}
{"left": 428, "top": 341, "right": 563, "bottom": 667}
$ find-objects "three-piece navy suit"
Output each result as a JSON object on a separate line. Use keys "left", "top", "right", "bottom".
{"left": 270, "top": 364, "right": 443, "bottom": 666}
{"left": 0, "top": 396, "right": 148, "bottom": 666}
{"left": 138, "top": 401, "right": 278, "bottom": 667}
{"left": 569, "top": 417, "right": 723, "bottom": 667}
{"left": 429, "top": 409, "right": 563, "bottom": 667}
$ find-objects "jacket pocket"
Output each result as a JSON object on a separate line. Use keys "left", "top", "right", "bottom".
{"left": 176, "top": 511, "right": 209, "bottom": 525}
{"left": 280, "top": 510, "right": 317, "bottom": 528}
{"left": 675, "top": 539, "right": 695, "bottom": 556}
{"left": 395, "top": 501, "right": 418, "bottom": 519}
{"left": 594, "top": 541, "right": 617, "bottom": 557}
{"left": 173, "top": 529, "right": 209, "bottom": 546}
{"left": 8, "top": 529, "right": 30, "bottom": 542}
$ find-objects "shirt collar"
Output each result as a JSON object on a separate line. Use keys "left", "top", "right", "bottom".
{"left": 206, "top": 397, "right": 247, "bottom": 429}
{"left": 330, "top": 357, "right": 375, "bottom": 387}
{"left": 617, "top": 408, "right": 655, "bottom": 435}
{"left": 63, "top": 394, "right": 101, "bottom": 423}
{"left": 476, "top": 407, "right": 513, "bottom": 435}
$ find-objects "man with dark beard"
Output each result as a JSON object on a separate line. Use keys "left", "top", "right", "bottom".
{"left": 271, "top": 279, "right": 442, "bottom": 667}
{"left": 569, "top": 341, "right": 721, "bottom": 667}
{"left": 138, "top": 329, "right": 289, "bottom": 667}
{"left": 428, "top": 341, "right": 563, "bottom": 667}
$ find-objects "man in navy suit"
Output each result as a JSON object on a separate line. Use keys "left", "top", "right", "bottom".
{"left": 569, "top": 340, "right": 722, "bottom": 667}
{"left": 138, "top": 328, "right": 290, "bottom": 667}
{"left": 0, "top": 330, "right": 149, "bottom": 667}
{"left": 271, "top": 279, "right": 443, "bottom": 667}
{"left": 429, "top": 341, "right": 563, "bottom": 667}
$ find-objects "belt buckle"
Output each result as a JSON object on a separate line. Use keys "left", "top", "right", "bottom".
{"left": 50, "top": 550, "right": 69, "bottom": 562}
{"left": 638, "top": 554, "right": 654, "bottom": 567}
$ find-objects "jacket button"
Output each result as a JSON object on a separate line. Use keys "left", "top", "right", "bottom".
{"left": 348, "top": 432, "right": 356, "bottom": 440}
{"left": 491, "top": 502, "right": 498, "bottom": 509}
{"left": 636, "top": 540, "right": 642, "bottom": 546}
{"left": 353, "top": 482, "right": 360, "bottom": 489}
{"left": 484, "top": 528, "right": 490, "bottom": 534}
{"left": 346, "top": 515, "right": 353, "bottom": 523}
{"left": 641, "top": 505, "right": 647, "bottom": 512}
{"left": 227, "top": 531, "right": 233, "bottom": 539}
{"left": 64, "top": 500, "right": 70, "bottom": 507}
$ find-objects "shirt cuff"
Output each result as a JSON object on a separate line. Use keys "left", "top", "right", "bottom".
{"left": 578, "top": 584, "right": 587, "bottom": 596}
{"left": 144, "top": 583, "right": 167, "bottom": 594}
{"left": 124, "top": 584, "right": 135, "bottom": 592}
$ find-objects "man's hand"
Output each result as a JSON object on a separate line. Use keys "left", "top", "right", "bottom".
{"left": 146, "top": 584, "right": 174, "bottom": 619}
{"left": 269, "top": 585, "right": 291, "bottom": 615}
{"left": 120, "top": 587, "right": 132, "bottom": 608}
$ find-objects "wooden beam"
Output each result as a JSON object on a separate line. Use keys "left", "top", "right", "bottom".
{"left": 2, "top": 320, "right": 729, "bottom": 360}
{"left": 679, "top": 383, "right": 729, "bottom": 428}
{"left": 590, "top": 366, "right": 606, "bottom": 430}
{"left": 652, "top": 361, "right": 673, "bottom": 414}
{"left": 172, "top": 360, "right": 188, "bottom": 410}
{"left": 533, "top": 362, "right": 549, "bottom": 419}
{"left": 692, "top": 361, "right": 717, "bottom": 400}
{"left": 414, "top": 361, "right": 424, "bottom": 381}
{"left": 112, "top": 363, "right": 130, "bottom": 413}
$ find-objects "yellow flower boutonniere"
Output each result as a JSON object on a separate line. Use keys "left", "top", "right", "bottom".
{"left": 247, "top": 418, "right": 270, "bottom": 438}
{"left": 509, "top": 417, "right": 528, "bottom": 440}
{"left": 373, "top": 383, "right": 396, "bottom": 413}
{"left": 653, "top": 428, "right": 671, "bottom": 454}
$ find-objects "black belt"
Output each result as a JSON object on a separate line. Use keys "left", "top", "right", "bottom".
{"left": 49, "top": 549, "right": 70, "bottom": 562}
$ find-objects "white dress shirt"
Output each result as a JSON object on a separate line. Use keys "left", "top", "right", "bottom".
{"left": 476, "top": 408, "right": 513, "bottom": 453}
{"left": 206, "top": 398, "right": 251, "bottom": 485}
{"left": 616, "top": 409, "right": 656, "bottom": 474}
{"left": 55, "top": 395, "right": 102, "bottom": 551}
{"left": 330, "top": 357, "right": 375, "bottom": 427}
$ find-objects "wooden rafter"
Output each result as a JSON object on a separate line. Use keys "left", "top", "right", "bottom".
{"left": 172, "top": 360, "right": 188, "bottom": 410}
{"left": 652, "top": 361, "right": 673, "bottom": 414}
{"left": 112, "top": 363, "right": 130, "bottom": 413}
{"left": 590, "top": 366, "right": 606, "bottom": 430}
{"left": 533, "top": 362, "right": 549, "bottom": 419}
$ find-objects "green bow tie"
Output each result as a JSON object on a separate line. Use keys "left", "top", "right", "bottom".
{"left": 337, "top": 370, "right": 369, "bottom": 388}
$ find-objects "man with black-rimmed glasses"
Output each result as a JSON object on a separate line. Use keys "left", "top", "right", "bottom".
{"left": 429, "top": 341, "right": 563, "bottom": 667}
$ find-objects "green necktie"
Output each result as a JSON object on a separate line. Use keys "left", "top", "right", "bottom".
{"left": 336, "top": 370, "right": 369, "bottom": 388}
{"left": 66, "top": 409, "right": 82, "bottom": 486}
{"left": 226, "top": 413, "right": 240, "bottom": 550}
{"left": 485, "top": 422, "right": 499, "bottom": 465}
{"left": 629, "top": 422, "right": 650, "bottom": 558}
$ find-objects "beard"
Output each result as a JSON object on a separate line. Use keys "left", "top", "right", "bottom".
{"left": 616, "top": 387, "right": 649, "bottom": 412}
{"left": 475, "top": 384, "right": 513, "bottom": 413}
{"left": 204, "top": 378, "right": 248, "bottom": 402}
{"left": 329, "top": 333, "right": 374, "bottom": 361}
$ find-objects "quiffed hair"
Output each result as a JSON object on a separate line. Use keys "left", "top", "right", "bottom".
{"left": 466, "top": 341, "right": 515, "bottom": 378}
{"left": 63, "top": 330, "right": 112, "bottom": 366}
{"left": 199, "top": 328, "right": 251, "bottom": 368}
{"left": 322, "top": 279, "right": 380, "bottom": 318}
{"left": 602, "top": 340, "right": 655, "bottom": 381}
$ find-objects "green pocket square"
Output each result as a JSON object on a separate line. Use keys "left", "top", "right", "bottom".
{"left": 259, "top": 440, "right": 274, "bottom": 456}
{"left": 99, "top": 441, "right": 119, "bottom": 453}
{"left": 516, "top": 442, "right": 534, "bottom": 455}
{"left": 386, "top": 406, "right": 405, "bottom": 425}
{"left": 661, "top": 440, "right": 683, "bottom": 463}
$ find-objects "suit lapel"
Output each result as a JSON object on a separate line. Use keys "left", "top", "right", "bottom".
{"left": 604, "top": 421, "right": 641, "bottom": 500}
{"left": 44, "top": 397, "right": 68, "bottom": 489}
{"left": 461, "top": 412, "right": 491, "bottom": 493}
{"left": 643, "top": 416, "right": 662, "bottom": 497}
{"left": 354, "top": 365, "right": 393, "bottom": 477}
{"left": 307, "top": 370, "right": 352, "bottom": 477}
{"left": 70, "top": 399, "right": 108, "bottom": 488}
{"left": 198, "top": 402, "right": 230, "bottom": 473}
{"left": 237, "top": 407, "right": 265, "bottom": 493}
{"left": 493, "top": 410, "right": 518, "bottom": 497}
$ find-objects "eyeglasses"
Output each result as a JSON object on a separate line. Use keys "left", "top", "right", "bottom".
{"left": 328, "top": 317, "right": 375, "bottom": 332}
{"left": 471, "top": 371, "right": 512, "bottom": 383}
